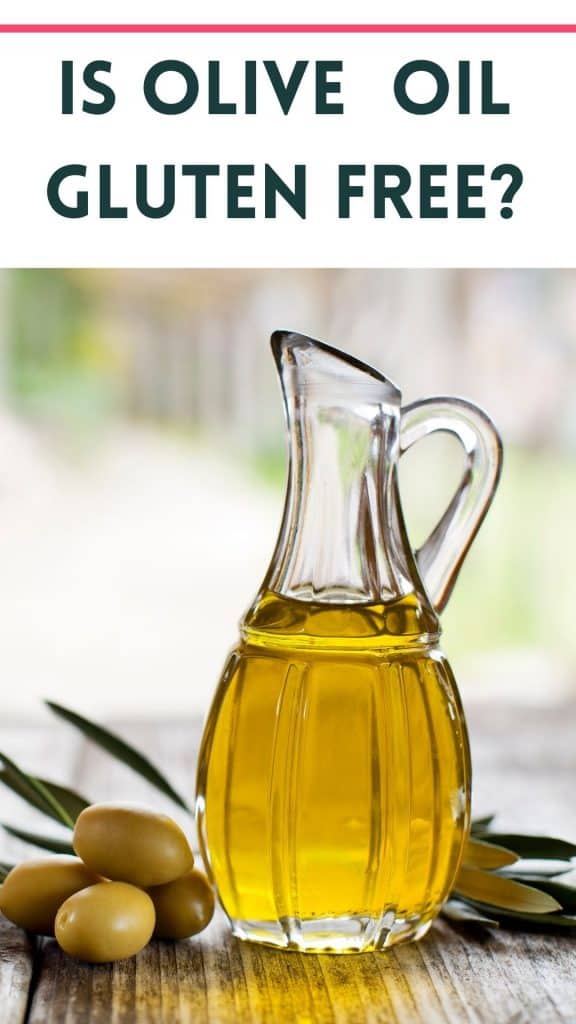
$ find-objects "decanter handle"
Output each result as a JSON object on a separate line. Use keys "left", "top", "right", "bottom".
{"left": 400, "top": 397, "right": 503, "bottom": 613}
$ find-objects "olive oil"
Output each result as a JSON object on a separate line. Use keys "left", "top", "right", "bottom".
{"left": 196, "top": 591, "right": 471, "bottom": 953}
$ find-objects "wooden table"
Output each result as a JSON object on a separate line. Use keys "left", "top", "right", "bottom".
{"left": 1, "top": 704, "right": 575, "bottom": 1023}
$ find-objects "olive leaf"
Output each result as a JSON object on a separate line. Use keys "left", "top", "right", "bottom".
{"left": 0, "top": 766, "right": 89, "bottom": 826}
{"left": 471, "top": 814, "right": 495, "bottom": 831}
{"left": 463, "top": 836, "right": 518, "bottom": 870}
{"left": 441, "top": 899, "right": 499, "bottom": 929}
{"left": 0, "top": 862, "right": 14, "bottom": 882}
{"left": 0, "top": 754, "right": 75, "bottom": 829}
{"left": 454, "top": 865, "right": 562, "bottom": 914}
{"left": 1, "top": 823, "right": 75, "bottom": 856}
{"left": 500, "top": 863, "right": 573, "bottom": 878}
{"left": 499, "top": 874, "right": 576, "bottom": 912}
{"left": 460, "top": 899, "right": 576, "bottom": 931}
{"left": 473, "top": 832, "right": 576, "bottom": 861}
{"left": 34, "top": 781, "right": 90, "bottom": 822}
{"left": 45, "top": 701, "right": 190, "bottom": 812}
{"left": 0, "top": 766, "right": 56, "bottom": 820}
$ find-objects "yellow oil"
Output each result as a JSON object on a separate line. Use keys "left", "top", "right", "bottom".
{"left": 196, "top": 591, "right": 470, "bottom": 952}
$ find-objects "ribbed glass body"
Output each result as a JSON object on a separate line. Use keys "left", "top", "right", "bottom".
{"left": 196, "top": 595, "right": 470, "bottom": 953}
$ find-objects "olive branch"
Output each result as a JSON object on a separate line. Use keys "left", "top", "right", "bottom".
{"left": 1, "top": 700, "right": 576, "bottom": 934}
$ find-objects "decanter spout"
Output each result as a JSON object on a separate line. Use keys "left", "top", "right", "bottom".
{"left": 271, "top": 330, "right": 401, "bottom": 409}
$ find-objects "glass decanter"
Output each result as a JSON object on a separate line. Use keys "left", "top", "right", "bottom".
{"left": 196, "top": 331, "right": 502, "bottom": 953}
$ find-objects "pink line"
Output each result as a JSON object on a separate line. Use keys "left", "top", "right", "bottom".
{"left": 0, "top": 24, "right": 575, "bottom": 33}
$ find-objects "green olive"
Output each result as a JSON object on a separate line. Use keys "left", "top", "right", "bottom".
{"left": 73, "top": 802, "right": 194, "bottom": 887}
{"left": 55, "top": 881, "right": 155, "bottom": 963}
{"left": 0, "top": 856, "right": 100, "bottom": 935}
{"left": 149, "top": 869, "right": 215, "bottom": 940}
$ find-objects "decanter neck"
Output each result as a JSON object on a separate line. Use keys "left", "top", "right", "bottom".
{"left": 263, "top": 332, "right": 424, "bottom": 605}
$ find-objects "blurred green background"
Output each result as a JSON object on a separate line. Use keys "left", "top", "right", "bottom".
{"left": 1, "top": 269, "right": 574, "bottom": 715}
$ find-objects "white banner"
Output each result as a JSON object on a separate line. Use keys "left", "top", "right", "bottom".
{"left": 0, "top": 3, "right": 574, "bottom": 266}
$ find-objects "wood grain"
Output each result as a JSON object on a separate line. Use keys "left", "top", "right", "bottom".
{"left": 0, "top": 705, "right": 575, "bottom": 1022}
{"left": 0, "top": 919, "right": 34, "bottom": 1024}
